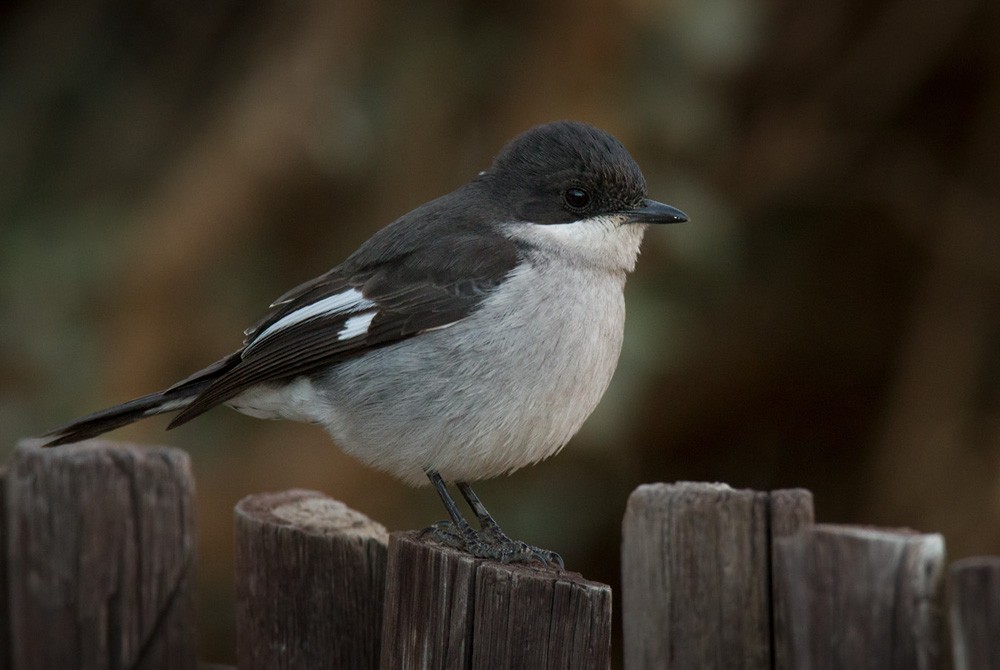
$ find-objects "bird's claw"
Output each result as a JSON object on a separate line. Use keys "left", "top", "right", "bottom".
{"left": 422, "top": 520, "right": 466, "bottom": 547}
{"left": 421, "top": 521, "right": 563, "bottom": 569}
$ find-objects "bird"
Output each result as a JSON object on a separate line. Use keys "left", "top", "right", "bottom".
{"left": 36, "top": 120, "right": 687, "bottom": 567}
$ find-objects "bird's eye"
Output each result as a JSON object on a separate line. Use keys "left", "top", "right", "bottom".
{"left": 563, "top": 187, "right": 591, "bottom": 211}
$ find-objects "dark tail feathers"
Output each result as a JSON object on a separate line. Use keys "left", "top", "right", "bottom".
{"left": 34, "top": 352, "right": 241, "bottom": 447}
{"left": 36, "top": 390, "right": 197, "bottom": 446}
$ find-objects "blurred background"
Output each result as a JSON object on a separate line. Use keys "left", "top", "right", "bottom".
{"left": 2, "top": 0, "right": 998, "bottom": 663}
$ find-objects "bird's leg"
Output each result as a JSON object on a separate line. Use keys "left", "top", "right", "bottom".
{"left": 456, "top": 480, "right": 564, "bottom": 569}
{"left": 422, "top": 468, "right": 480, "bottom": 549}
{"left": 455, "top": 481, "right": 509, "bottom": 541}
{"left": 421, "top": 470, "right": 563, "bottom": 568}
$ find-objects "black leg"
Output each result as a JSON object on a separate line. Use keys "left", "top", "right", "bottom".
{"left": 421, "top": 469, "right": 563, "bottom": 567}
{"left": 455, "top": 481, "right": 506, "bottom": 537}
{"left": 423, "top": 468, "right": 479, "bottom": 549}
{"left": 458, "top": 480, "right": 564, "bottom": 569}
{"left": 427, "top": 469, "right": 471, "bottom": 531}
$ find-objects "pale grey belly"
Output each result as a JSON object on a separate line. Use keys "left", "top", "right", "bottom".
{"left": 316, "top": 268, "right": 627, "bottom": 485}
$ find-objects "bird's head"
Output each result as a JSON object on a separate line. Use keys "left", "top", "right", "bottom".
{"left": 481, "top": 121, "right": 687, "bottom": 270}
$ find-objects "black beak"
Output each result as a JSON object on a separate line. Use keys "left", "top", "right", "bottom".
{"left": 623, "top": 199, "right": 688, "bottom": 224}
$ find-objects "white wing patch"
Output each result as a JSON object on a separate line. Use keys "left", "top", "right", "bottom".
{"left": 338, "top": 311, "right": 376, "bottom": 340}
{"left": 248, "top": 288, "right": 374, "bottom": 350}
{"left": 143, "top": 396, "right": 194, "bottom": 417}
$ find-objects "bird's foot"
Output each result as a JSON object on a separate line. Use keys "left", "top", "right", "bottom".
{"left": 422, "top": 521, "right": 563, "bottom": 568}
{"left": 422, "top": 520, "right": 467, "bottom": 548}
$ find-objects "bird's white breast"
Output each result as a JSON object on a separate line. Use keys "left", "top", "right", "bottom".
{"left": 312, "top": 216, "right": 646, "bottom": 485}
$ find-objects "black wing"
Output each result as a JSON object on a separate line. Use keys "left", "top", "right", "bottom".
{"left": 168, "top": 217, "right": 520, "bottom": 427}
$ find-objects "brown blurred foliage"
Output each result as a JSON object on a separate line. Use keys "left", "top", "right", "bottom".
{"left": 2, "top": 0, "right": 998, "bottom": 663}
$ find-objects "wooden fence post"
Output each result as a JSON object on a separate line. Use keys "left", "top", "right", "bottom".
{"left": 0, "top": 466, "right": 10, "bottom": 670}
{"left": 380, "top": 531, "right": 612, "bottom": 670}
{"left": 235, "top": 489, "right": 389, "bottom": 670}
{"left": 620, "top": 482, "right": 813, "bottom": 670}
{"left": 773, "top": 524, "right": 946, "bottom": 669}
{"left": 768, "top": 488, "right": 817, "bottom": 670}
{"left": 948, "top": 556, "right": 1000, "bottom": 670}
{"left": 5, "top": 440, "right": 197, "bottom": 670}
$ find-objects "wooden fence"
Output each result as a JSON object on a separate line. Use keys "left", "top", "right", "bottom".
{"left": 1, "top": 440, "right": 998, "bottom": 669}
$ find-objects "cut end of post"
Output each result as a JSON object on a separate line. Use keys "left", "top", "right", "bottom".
{"left": 237, "top": 489, "right": 389, "bottom": 543}
{"left": 382, "top": 531, "right": 612, "bottom": 669}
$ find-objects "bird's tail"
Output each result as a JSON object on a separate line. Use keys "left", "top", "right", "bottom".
{"left": 34, "top": 352, "right": 241, "bottom": 447}
{"left": 36, "top": 390, "right": 198, "bottom": 446}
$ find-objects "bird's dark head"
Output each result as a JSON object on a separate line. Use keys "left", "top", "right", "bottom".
{"left": 482, "top": 121, "right": 687, "bottom": 227}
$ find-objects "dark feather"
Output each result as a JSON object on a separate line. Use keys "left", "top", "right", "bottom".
{"left": 169, "top": 187, "right": 522, "bottom": 427}
{"left": 38, "top": 352, "right": 242, "bottom": 446}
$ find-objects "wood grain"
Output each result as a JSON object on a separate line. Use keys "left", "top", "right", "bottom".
{"left": 621, "top": 482, "right": 784, "bottom": 669}
{"left": 380, "top": 531, "right": 611, "bottom": 670}
{"left": 6, "top": 440, "right": 197, "bottom": 670}
{"left": 235, "top": 489, "right": 389, "bottom": 670}
{"left": 773, "top": 524, "right": 945, "bottom": 669}
{"left": 949, "top": 556, "right": 1000, "bottom": 670}
{"left": 768, "top": 488, "right": 815, "bottom": 670}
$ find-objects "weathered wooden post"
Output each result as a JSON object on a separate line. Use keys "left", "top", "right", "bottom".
{"left": 768, "top": 488, "right": 817, "bottom": 670}
{"left": 5, "top": 440, "right": 198, "bottom": 669}
{"left": 949, "top": 556, "right": 1000, "bottom": 670}
{"left": 235, "top": 489, "right": 389, "bottom": 670}
{"left": 1, "top": 465, "right": 10, "bottom": 670}
{"left": 381, "top": 531, "right": 612, "bottom": 669}
{"left": 620, "top": 482, "right": 814, "bottom": 670}
{"left": 773, "top": 524, "right": 946, "bottom": 669}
